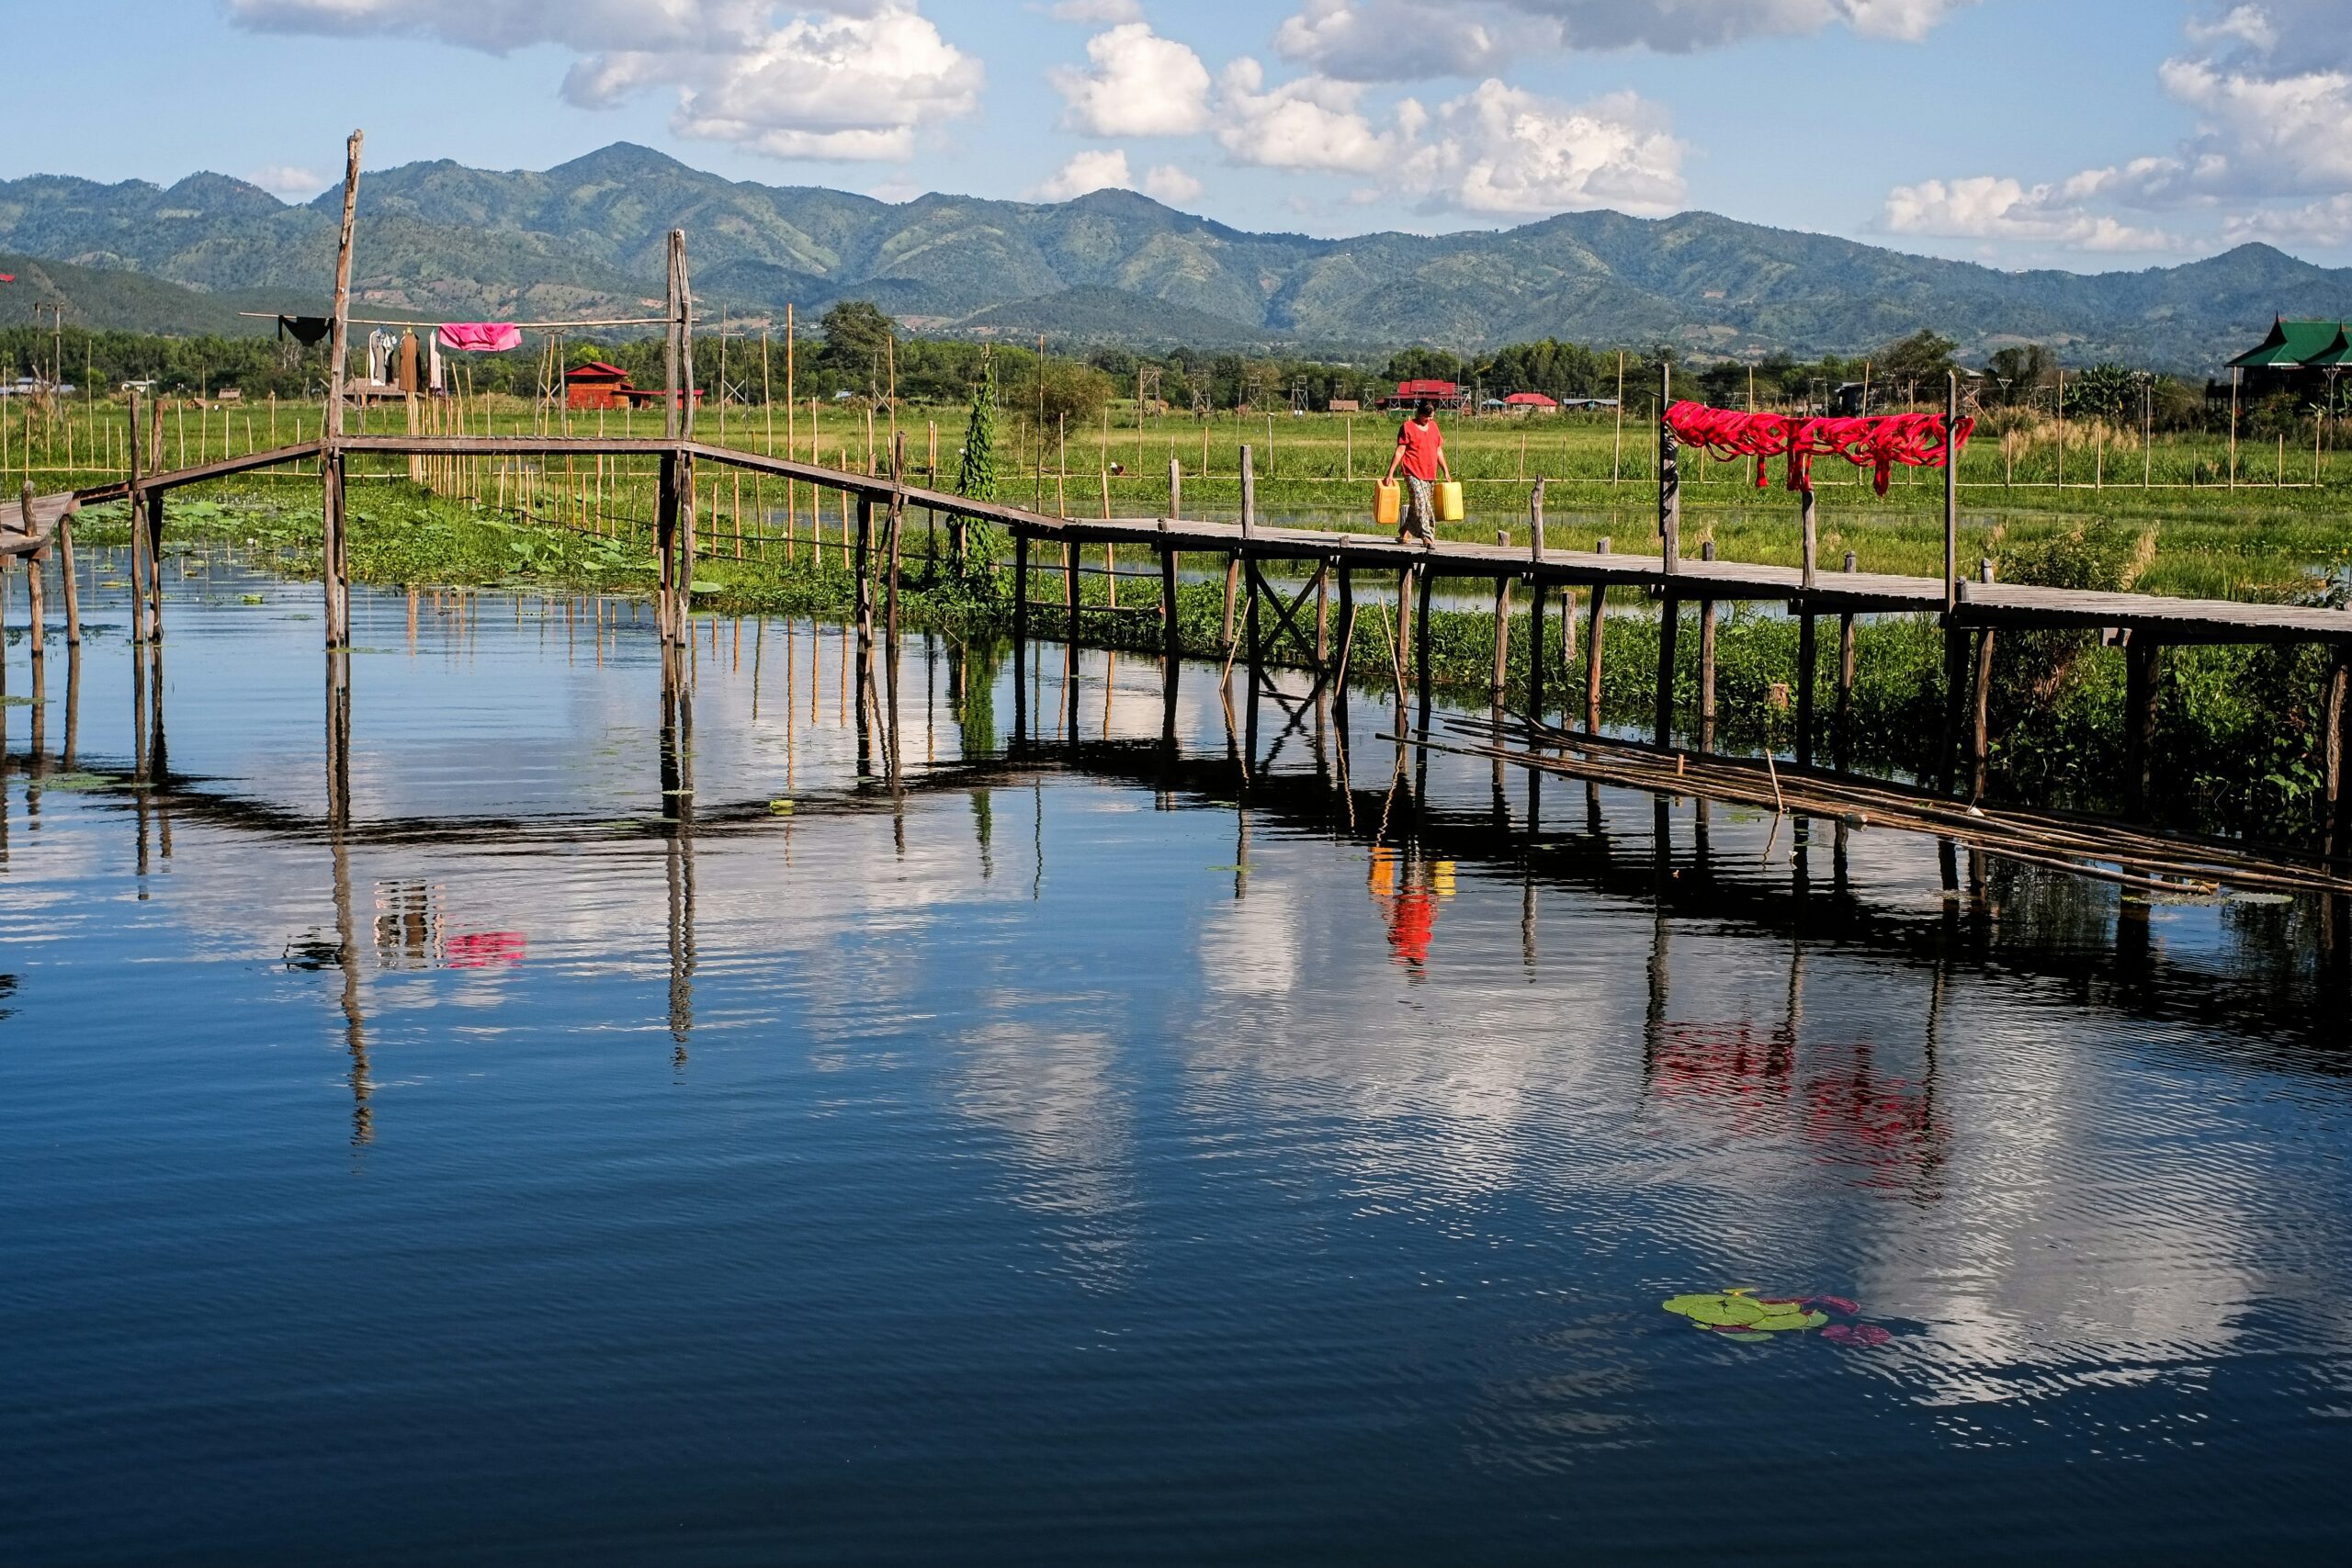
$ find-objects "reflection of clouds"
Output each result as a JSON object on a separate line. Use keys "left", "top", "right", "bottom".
{"left": 1199, "top": 882, "right": 1300, "bottom": 998}
{"left": 954, "top": 1018, "right": 1135, "bottom": 1292}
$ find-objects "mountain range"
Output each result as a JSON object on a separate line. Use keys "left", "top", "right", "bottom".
{"left": 0, "top": 141, "right": 2338, "bottom": 369}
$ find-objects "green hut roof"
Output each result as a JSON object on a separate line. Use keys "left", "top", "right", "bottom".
{"left": 2228, "top": 317, "right": 2352, "bottom": 367}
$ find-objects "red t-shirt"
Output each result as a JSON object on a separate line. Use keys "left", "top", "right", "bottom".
{"left": 1396, "top": 418, "right": 1444, "bottom": 481}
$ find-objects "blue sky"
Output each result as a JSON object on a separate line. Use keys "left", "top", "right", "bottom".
{"left": 8, "top": 1, "right": 2350, "bottom": 270}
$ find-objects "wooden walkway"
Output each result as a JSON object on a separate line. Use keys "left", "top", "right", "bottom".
{"left": 12, "top": 424, "right": 2351, "bottom": 835}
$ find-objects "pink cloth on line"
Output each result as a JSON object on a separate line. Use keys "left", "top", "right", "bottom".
{"left": 438, "top": 322, "right": 522, "bottom": 353}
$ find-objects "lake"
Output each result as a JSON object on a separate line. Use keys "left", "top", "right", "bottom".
{"left": 4, "top": 554, "right": 2349, "bottom": 1564}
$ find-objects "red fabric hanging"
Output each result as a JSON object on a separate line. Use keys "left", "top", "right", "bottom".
{"left": 1665, "top": 400, "right": 1973, "bottom": 497}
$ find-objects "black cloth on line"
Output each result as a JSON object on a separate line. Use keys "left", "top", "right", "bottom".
{"left": 277, "top": 315, "right": 332, "bottom": 346}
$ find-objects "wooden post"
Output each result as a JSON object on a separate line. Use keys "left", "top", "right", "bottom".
{"left": 1943, "top": 371, "right": 1960, "bottom": 614}
{"left": 1222, "top": 554, "right": 1240, "bottom": 654}
{"left": 676, "top": 450, "right": 696, "bottom": 637}
{"left": 887, "top": 433, "right": 906, "bottom": 644}
{"left": 1335, "top": 566, "right": 1356, "bottom": 692}
{"left": 1491, "top": 528, "right": 1513, "bottom": 701}
{"left": 1414, "top": 560, "right": 1434, "bottom": 719}
{"left": 18, "top": 486, "right": 40, "bottom": 682}
{"left": 1795, "top": 601, "right": 1817, "bottom": 769}
{"left": 1657, "top": 363, "right": 1680, "bottom": 572}
{"left": 125, "top": 391, "right": 148, "bottom": 647}
{"left": 1800, "top": 482, "right": 1818, "bottom": 591}
{"left": 1067, "top": 538, "right": 1080, "bottom": 653}
{"left": 1159, "top": 529, "right": 1180, "bottom": 667}
{"left": 1526, "top": 578, "right": 1547, "bottom": 724}
{"left": 2126, "top": 637, "right": 2162, "bottom": 817}
{"left": 1013, "top": 529, "right": 1030, "bottom": 650}
{"left": 1585, "top": 537, "right": 1610, "bottom": 731}
{"left": 1969, "top": 559, "right": 1996, "bottom": 803}
{"left": 655, "top": 452, "right": 678, "bottom": 644}
{"left": 322, "top": 130, "right": 362, "bottom": 652}
{"left": 2327, "top": 649, "right": 2349, "bottom": 847}
{"left": 1938, "top": 616, "right": 1969, "bottom": 795}
{"left": 146, "top": 490, "right": 165, "bottom": 644}
{"left": 1238, "top": 444, "right": 1255, "bottom": 537}
{"left": 854, "top": 494, "right": 873, "bottom": 648}
{"left": 1697, "top": 539, "right": 1718, "bottom": 751}
{"left": 56, "top": 494, "right": 78, "bottom": 647}
{"left": 1245, "top": 556, "right": 1262, "bottom": 675}
{"left": 1835, "top": 550, "right": 1857, "bottom": 771}
{"left": 1316, "top": 560, "right": 1330, "bottom": 670}
{"left": 1168, "top": 456, "right": 1182, "bottom": 521}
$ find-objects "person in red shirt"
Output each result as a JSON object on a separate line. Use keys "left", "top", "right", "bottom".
{"left": 1385, "top": 399, "right": 1452, "bottom": 542}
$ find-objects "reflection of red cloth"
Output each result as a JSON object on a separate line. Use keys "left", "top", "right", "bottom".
{"left": 445, "top": 931, "right": 526, "bottom": 968}
{"left": 1385, "top": 892, "right": 1436, "bottom": 968}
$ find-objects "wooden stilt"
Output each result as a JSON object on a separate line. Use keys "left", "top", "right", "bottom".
{"left": 1013, "top": 530, "right": 1031, "bottom": 650}
{"left": 1159, "top": 534, "right": 1179, "bottom": 667}
{"left": 20, "top": 487, "right": 42, "bottom": 682}
{"left": 55, "top": 497, "right": 78, "bottom": 648}
{"left": 1835, "top": 550, "right": 1857, "bottom": 772}
{"left": 1969, "top": 559, "right": 1996, "bottom": 801}
{"left": 1491, "top": 528, "right": 1512, "bottom": 702}
{"left": 854, "top": 494, "right": 874, "bottom": 647}
{"left": 1698, "top": 538, "right": 1717, "bottom": 753}
{"left": 1795, "top": 608, "right": 1817, "bottom": 769}
{"left": 1245, "top": 555, "right": 1262, "bottom": 675}
{"left": 2327, "top": 649, "right": 2350, "bottom": 848}
{"left": 1335, "top": 566, "right": 1356, "bottom": 690}
{"left": 1526, "top": 580, "right": 1547, "bottom": 725}
{"left": 1222, "top": 554, "right": 1239, "bottom": 655}
{"left": 1938, "top": 618, "right": 1970, "bottom": 795}
{"left": 1067, "top": 539, "right": 1081, "bottom": 652}
{"left": 145, "top": 490, "right": 165, "bottom": 645}
{"left": 1316, "top": 562, "right": 1329, "bottom": 671}
{"left": 1585, "top": 537, "right": 1611, "bottom": 733}
{"left": 1414, "top": 562, "right": 1434, "bottom": 717}
{"left": 676, "top": 451, "right": 696, "bottom": 638}
{"left": 322, "top": 130, "right": 362, "bottom": 654}
{"left": 2126, "top": 637, "right": 2162, "bottom": 817}
{"left": 655, "top": 453, "right": 678, "bottom": 644}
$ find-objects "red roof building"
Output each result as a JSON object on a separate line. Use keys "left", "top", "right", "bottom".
{"left": 1502, "top": 391, "right": 1560, "bottom": 412}
{"left": 564, "top": 362, "right": 633, "bottom": 412}
{"left": 1378, "top": 378, "right": 1468, "bottom": 412}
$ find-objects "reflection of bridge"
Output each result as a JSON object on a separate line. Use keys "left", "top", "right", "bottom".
{"left": 6, "top": 626, "right": 2345, "bottom": 1153}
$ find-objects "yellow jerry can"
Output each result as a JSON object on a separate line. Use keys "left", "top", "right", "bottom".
{"left": 1436, "top": 480, "right": 1464, "bottom": 523}
{"left": 1374, "top": 479, "right": 1401, "bottom": 527}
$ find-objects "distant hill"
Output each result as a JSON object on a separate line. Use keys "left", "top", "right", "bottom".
{"left": 0, "top": 253, "right": 300, "bottom": 337}
{"left": 0, "top": 141, "right": 2341, "bottom": 368}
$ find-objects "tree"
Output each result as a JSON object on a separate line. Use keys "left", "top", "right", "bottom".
{"left": 2062, "top": 363, "right": 2139, "bottom": 421}
{"left": 816, "top": 300, "right": 897, "bottom": 389}
{"left": 1038, "top": 358, "right": 1114, "bottom": 427}
{"left": 956, "top": 352, "right": 999, "bottom": 504}
{"left": 1880, "top": 329, "right": 1958, "bottom": 385}
{"left": 1980, "top": 344, "right": 2055, "bottom": 406}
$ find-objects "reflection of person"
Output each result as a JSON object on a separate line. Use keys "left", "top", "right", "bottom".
{"left": 1369, "top": 846, "right": 1445, "bottom": 976}
{"left": 1384, "top": 400, "right": 1452, "bottom": 542}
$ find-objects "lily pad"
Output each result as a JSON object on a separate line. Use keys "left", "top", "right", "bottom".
{"left": 1664, "top": 1289, "right": 1829, "bottom": 1337}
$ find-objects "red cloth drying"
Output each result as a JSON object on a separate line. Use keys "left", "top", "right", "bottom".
{"left": 1664, "top": 400, "right": 1973, "bottom": 496}
{"left": 438, "top": 322, "right": 522, "bottom": 353}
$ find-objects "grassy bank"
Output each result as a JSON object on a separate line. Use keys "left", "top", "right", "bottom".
{"left": 68, "top": 486, "right": 2349, "bottom": 843}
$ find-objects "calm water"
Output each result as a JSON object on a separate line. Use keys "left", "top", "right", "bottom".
{"left": 5, "top": 555, "right": 2351, "bottom": 1565}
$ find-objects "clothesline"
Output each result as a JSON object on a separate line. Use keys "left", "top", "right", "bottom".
{"left": 239, "top": 312, "right": 673, "bottom": 330}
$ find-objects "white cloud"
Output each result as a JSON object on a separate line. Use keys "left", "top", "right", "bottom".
{"left": 1217, "top": 63, "right": 1680, "bottom": 217}
{"left": 228, "top": 1, "right": 981, "bottom": 163}
{"left": 1214, "top": 59, "right": 1419, "bottom": 174}
{"left": 1399, "top": 81, "right": 1685, "bottom": 216}
{"left": 1050, "top": 22, "right": 1212, "bottom": 136}
{"left": 1275, "top": 0, "right": 1977, "bottom": 81}
{"left": 1141, "top": 163, "right": 1204, "bottom": 204}
{"left": 1883, "top": 175, "right": 2181, "bottom": 252}
{"left": 1044, "top": 0, "right": 1142, "bottom": 20}
{"left": 1029, "top": 147, "right": 1136, "bottom": 200}
{"left": 1875, "top": 4, "right": 2352, "bottom": 255}
{"left": 247, "top": 164, "right": 328, "bottom": 199}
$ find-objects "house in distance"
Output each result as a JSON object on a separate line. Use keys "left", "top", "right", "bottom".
{"left": 564, "top": 361, "right": 705, "bottom": 412}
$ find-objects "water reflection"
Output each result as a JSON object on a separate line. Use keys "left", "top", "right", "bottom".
{"left": 5, "top": 559, "right": 2352, "bottom": 1561}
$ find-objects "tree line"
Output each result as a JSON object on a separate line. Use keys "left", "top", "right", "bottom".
{"left": 0, "top": 306, "right": 2287, "bottom": 436}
